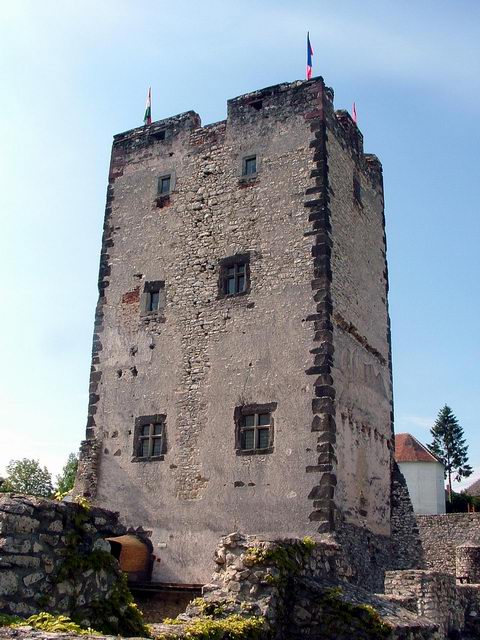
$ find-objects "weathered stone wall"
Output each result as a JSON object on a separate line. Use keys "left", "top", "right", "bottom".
{"left": 327, "top": 108, "right": 392, "bottom": 537}
{"left": 0, "top": 494, "right": 127, "bottom": 629}
{"left": 384, "top": 570, "right": 463, "bottom": 638}
{"left": 390, "top": 462, "right": 425, "bottom": 570}
{"left": 417, "top": 513, "right": 480, "bottom": 576}
{"left": 151, "top": 534, "right": 440, "bottom": 640}
{"left": 457, "top": 583, "right": 480, "bottom": 637}
{"left": 76, "top": 77, "right": 396, "bottom": 585}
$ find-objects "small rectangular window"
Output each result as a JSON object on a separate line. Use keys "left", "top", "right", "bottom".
{"left": 159, "top": 175, "right": 171, "bottom": 195}
{"left": 243, "top": 156, "right": 257, "bottom": 176}
{"left": 133, "top": 415, "right": 167, "bottom": 461}
{"left": 141, "top": 281, "right": 165, "bottom": 316}
{"left": 219, "top": 255, "right": 250, "bottom": 298}
{"left": 235, "top": 403, "right": 276, "bottom": 455}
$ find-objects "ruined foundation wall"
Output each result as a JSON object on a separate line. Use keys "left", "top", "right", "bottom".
{"left": 385, "top": 570, "right": 463, "bottom": 638}
{"left": 0, "top": 495, "right": 125, "bottom": 622}
{"left": 417, "top": 513, "right": 480, "bottom": 576}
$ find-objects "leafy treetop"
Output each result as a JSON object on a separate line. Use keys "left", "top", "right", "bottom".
{"left": 0, "top": 458, "right": 53, "bottom": 497}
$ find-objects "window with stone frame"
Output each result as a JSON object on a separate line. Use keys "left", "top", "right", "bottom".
{"left": 234, "top": 403, "right": 276, "bottom": 455}
{"left": 133, "top": 415, "right": 167, "bottom": 461}
{"left": 158, "top": 174, "right": 172, "bottom": 195}
{"left": 242, "top": 155, "right": 257, "bottom": 177}
{"left": 218, "top": 254, "right": 250, "bottom": 298}
{"left": 140, "top": 281, "right": 165, "bottom": 316}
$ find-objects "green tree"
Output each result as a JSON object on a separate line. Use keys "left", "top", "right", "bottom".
{"left": 429, "top": 405, "right": 473, "bottom": 502}
{"left": 1, "top": 458, "right": 53, "bottom": 497}
{"left": 55, "top": 452, "right": 79, "bottom": 494}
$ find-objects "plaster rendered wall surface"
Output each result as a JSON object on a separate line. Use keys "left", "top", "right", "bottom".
{"left": 326, "top": 113, "right": 392, "bottom": 535}
{"left": 398, "top": 462, "right": 445, "bottom": 515}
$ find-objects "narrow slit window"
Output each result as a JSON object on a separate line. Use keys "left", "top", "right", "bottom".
{"left": 141, "top": 281, "right": 165, "bottom": 316}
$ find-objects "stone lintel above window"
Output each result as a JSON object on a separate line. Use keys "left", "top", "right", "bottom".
{"left": 218, "top": 253, "right": 251, "bottom": 299}
{"left": 234, "top": 402, "right": 277, "bottom": 456}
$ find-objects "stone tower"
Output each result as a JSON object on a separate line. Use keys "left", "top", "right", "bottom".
{"left": 76, "top": 78, "right": 395, "bottom": 585}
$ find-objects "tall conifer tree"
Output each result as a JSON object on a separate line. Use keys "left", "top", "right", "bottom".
{"left": 429, "top": 405, "right": 472, "bottom": 501}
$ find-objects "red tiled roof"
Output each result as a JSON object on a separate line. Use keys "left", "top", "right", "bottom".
{"left": 395, "top": 433, "right": 440, "bottom": 464}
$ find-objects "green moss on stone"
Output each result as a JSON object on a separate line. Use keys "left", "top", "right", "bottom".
{"left": 0, "top": 614, "right": 23, "bottom": 626}
{"left": 316, "top": 588, "right": 392, "bottom": 640}
{"left": 155, "top": 614, "right": 266, "bottom": 640}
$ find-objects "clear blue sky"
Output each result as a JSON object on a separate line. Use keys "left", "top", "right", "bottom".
{"left": 0, "top": 1, "right": 478, "bottom": 488}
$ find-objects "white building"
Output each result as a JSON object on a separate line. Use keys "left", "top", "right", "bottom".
{"left": 395, "top": 433, "right": 446, "bottom": 515}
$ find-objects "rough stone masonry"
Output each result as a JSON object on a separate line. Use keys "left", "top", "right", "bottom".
{"left": 75, "top": 77, "right": 413, "bottom": 586}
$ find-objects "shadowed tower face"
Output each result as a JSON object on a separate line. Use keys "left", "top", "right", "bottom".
{"left": 75, "top": 78, "right": 393, "bottom": 584}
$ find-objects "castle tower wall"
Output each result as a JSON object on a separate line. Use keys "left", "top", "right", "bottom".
{"left": 76, "top": 79, "right": 394, "bottom": 584}
{"left": 326, "top": 112, "right": 392, "bottom": 536}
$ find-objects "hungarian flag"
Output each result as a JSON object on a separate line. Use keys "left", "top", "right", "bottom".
{"left": 306, "top": 32, "right": 314, "bottom": 80}
{"left": 352, "top": 101, "right": 357, "bottom": 124}
{"left": 144, "top": 87, "right": 152, "bottom": 126}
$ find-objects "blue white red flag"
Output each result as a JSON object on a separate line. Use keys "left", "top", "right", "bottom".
{"left": 306, "top": 32, "right": 314, "bottom": 80}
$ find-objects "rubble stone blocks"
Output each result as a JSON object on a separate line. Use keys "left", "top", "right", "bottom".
{"left": 0, "top": 494, "right": 125, "bottom": 622}
{"left": 151, "top": 533, "right": 441, "bottom": 640}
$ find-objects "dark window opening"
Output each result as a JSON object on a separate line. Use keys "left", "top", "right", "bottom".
{"left": 141, "top": 281, "right": 165, "bottom": 316}
{"left": 159, "top": 175, "right": 171, "bottom": 195}
{"left": 243, "top": 155, "right": 257, "bottom": 176}
{"left": 152, "top": 130, "right": 166, "bottom": 141}
{"left": 133, "top": 415, "right": 166, "bottom": 460}
{"left": 225, "top": 263, "right": 246, "bottom": 295}
{"left": 219, "top": 255, "right": 250, "bottom": 298}
{"left": 148, "top": 290, "right": 160, "bottom": 312}
{"left": 353, "top": 174, "right": 362, "bottom": 205}
{"left": 235, "top": 404, "right": 276, "bottom": 455}
{"left": 250, "top": 100, "right": 263, "bottom": 111}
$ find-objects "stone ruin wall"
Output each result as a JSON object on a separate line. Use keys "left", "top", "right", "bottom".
{"left": 417, "top": 513, "right": 480, "bottom": 576}
{"left": 154, "top": 532, "right": 442, "bottom": 640}
{"left": 1, "top": 493, "right": 477, "bottom": 640}
{"left": 0, "top": 495, "right": 125, "bottom": 623}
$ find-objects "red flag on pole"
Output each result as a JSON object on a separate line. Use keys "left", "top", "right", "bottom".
{"left": 352, "top": 101, "right": 357, "bottom": 125}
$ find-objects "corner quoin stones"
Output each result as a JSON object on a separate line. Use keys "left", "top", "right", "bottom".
{"left": 75, "top": 77, "right": 394, "bottom": 584}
